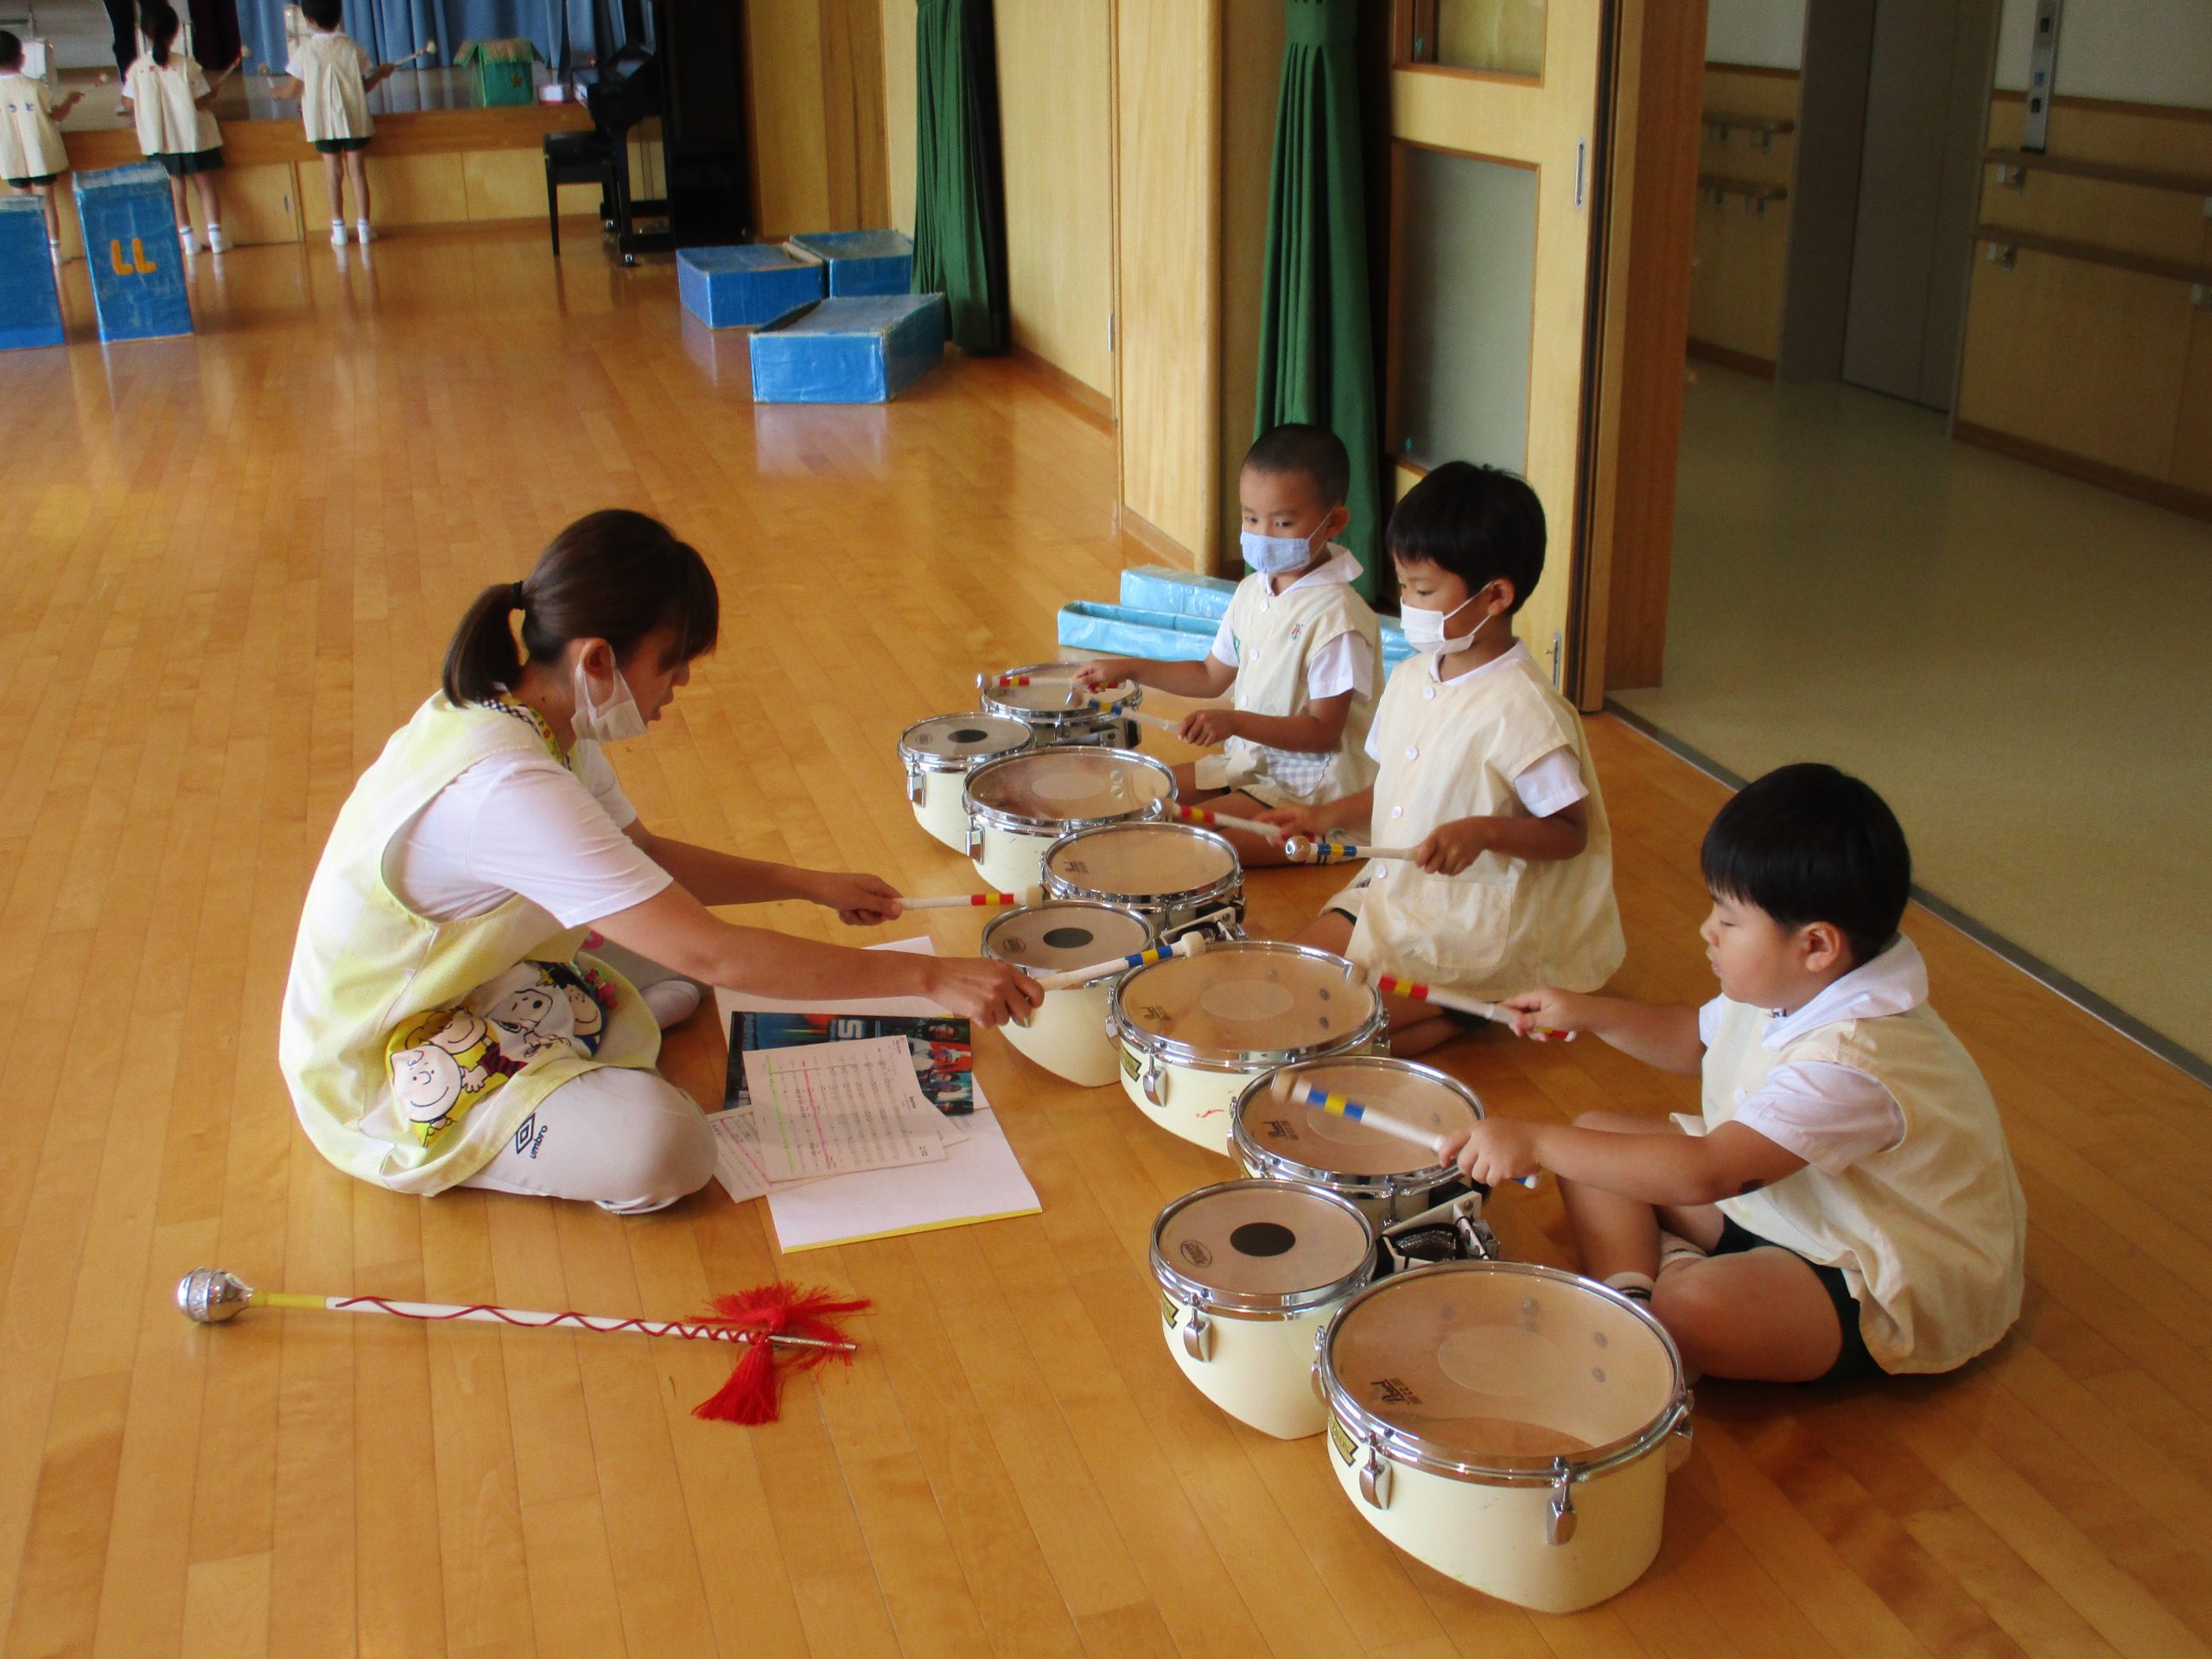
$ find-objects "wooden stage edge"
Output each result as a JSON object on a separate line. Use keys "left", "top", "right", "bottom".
{"left": 61, "top": 99, "right": 592, "bottom": 171}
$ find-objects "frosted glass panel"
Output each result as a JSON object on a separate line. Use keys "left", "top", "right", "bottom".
{"left": 1410, "top": 0, "right": 1546, "bottom": 78}
{"left": 1394, "top": 146, "right": 1537, "bottom": 475}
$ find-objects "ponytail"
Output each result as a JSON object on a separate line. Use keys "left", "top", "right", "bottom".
{"left": 440, "top": 509, "right": 720, "bottom": 708}
{"left": 142, "top": 2, "right": 180, "bottom": 65}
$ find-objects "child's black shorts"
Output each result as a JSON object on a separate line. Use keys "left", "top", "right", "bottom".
{"left": 156, "top": 148, "right": 226, "bottom": 176}
{"left": 6, "top": 173, "right": 60, "bottom": 188}
{"left": 315, "top": 137, "right": 372, "bottom": 153}
{"left": 1711, "top": 1215, "right": 1885, "bottom": 1382}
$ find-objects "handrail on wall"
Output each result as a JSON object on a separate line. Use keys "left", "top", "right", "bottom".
{"left": 1703, "top": 111, "right": 1796, "bottom": 151}
{"left": 1971, "top": 223, "right": 2212, "bottom": 289}
{"left": 1982, "top": 146, "right": 2212, "bottom": 200}
{"left": 1699, "top": 173, "right": 1788, "bottom": 214}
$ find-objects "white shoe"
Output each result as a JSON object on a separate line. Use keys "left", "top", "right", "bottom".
{"left": 206, "top": 224, "right": 228, "bottom": 254}
{"left": 48, "top": 240, "right": 61, "bottom": 263}
{"left": 178, "top": 226, "right": 199, "bottom": 256}
{"left": 354, "top": 220, "right": 377, "bottom": 245}
{"left": 329, "top": 219, "right": 348, "bottom": 247}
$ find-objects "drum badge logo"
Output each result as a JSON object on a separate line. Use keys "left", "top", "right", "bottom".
{"left": 1179, "top": 1240, "right": 1215, "bottom": 1268}
{"left": 1264, "top": 1116, "right": 1299, "bottom": 1140}
{"left": 1372, "top": 1376, "right": 1424, "bottom": 1406}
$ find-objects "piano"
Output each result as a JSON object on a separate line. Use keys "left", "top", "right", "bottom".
{"left": 580, "top": 0, "right": 753, "bottom": 263}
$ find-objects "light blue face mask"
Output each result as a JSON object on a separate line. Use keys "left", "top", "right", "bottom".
{"left": 1241, "top": 527, "right": 1321, "bottom": 575}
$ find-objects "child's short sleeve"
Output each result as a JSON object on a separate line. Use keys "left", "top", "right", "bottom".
{"left": 283, "top": 48, "right": 302, "bottom": 76}
{"left": 353, "top": 40, "right": 374, "bottom": 74}
{"left": 191, "top": 70, "right": 211, "bottom": 97}
{"left": 1509, "top": 746, "right": 1586, "bottom": 817}
{"left": 1698, "top": 995, "right": 1724, "bottom": 1048}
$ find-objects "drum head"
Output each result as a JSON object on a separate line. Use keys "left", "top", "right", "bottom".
{"left": 968, "top": 749, "right": 1173, "bottom": 824}
{"left": 1328, "top": 1266, "right": 1678, "bottom": 1466}
{"left": 903, "top": 714, "right": 1033, "bottom": 763}
{"left": 994, "top": 677, "right": 1134, "bottom": 713}
{"left": 1157, "top": 1182, "right": 1372, "bottom": 1303}
{"left": 1240, "top": 1060, "right": 1479, "bottom": 1177}
{"left": 1046, "top": 823, "right": 1237, "bottom": 898}
{"left": 984, "top": 902, "right": 1153, "bottom": 971}
{"left": 1121, "top": 944, "right": 1376, "bottom": 1057}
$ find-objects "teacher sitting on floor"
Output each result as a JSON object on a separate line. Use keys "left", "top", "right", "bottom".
{"left": 280, "top": 509, "right": 1041, "bottom": 1214}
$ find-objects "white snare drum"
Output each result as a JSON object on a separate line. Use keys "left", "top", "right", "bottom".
{"left": 1042, "top": 822, "right": 1244, "bottom": 939}
{"left": 1233, "top": 1057, "right": 1483, "bottom": 1226}
{"left": 983, "top": 900, "right": 1157, "bottom": 1087}
{"left": 980, "top": 663, "right": 1143, "bottom": 749}
{"left": 1109, "top": 942, "right": 1384, "bottom": 1154}
{"left": 1152, "top": 1179, "right": 1376, "bottom": 1439}
{"left": 963, "top": 747, "right": 1176, "bottom": 895}
{"left": 1316, "top": 1262, "right": 1694, "bottom": 1613}
{"left": 899, "top": 714, "right": 1036, "bottom": 853}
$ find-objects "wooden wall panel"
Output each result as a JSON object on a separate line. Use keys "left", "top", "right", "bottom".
{"left": 996, "top": 0, "right": 1116, "bottom": 398}
{"left": 298, "top": 153, "right": 468, "bottom": 228}
{"left": 746, "top": 2, "right": 833, "bottom": 239}
{"left": 2175, "top": 302, "right": 2212, "bottom": 503}
{"left": 1687, "top": 64, "right": 1796, "bottom": 372}
{"left": 880, "top": 0, "right": 918, "bottom": 234}
{"left": 822, "top": 0, "right": 892, "bottom": 229}
{"left": 1216, "top": 0, "right": 1287, "bottom": 555}
{"left": 1114, "top": 0, "right": 1222, "bottom": 566}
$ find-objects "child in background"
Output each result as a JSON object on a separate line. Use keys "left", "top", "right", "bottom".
{"left": 0, "top": 32, "right": 92, "bottom": 259}
{"left": 1264, "top": 461, "right": 1623, "bottom": 1055}
{"left": 280, "top": 0, "right": 390, "bottom": 247}
{"left": 121, "top": 3, "right": 234, "bottom": 255}
{"left": 1447, "top": 765, "right": 2026, "bottom": 1382}
{"left": 1076, "top": 423, "right": 1381, "bottom": 867}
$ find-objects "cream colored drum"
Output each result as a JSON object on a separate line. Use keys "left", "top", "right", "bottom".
{"left": 899, "top": 714, "right": 1035, "bottom": 853}
{"left": 1316, "top": 1262, "right": 1694, "bottom": 1613}
{"left": 1233, "top": 1057, "right": 1483, "bottom": 1226}
{"left": 1152, "top": 1179, "right": 1376, "bottom": 1439}
{"left": 1109, "top": 943, "right": 1384, "bottom": 1154}
{"left": 1042, "top": 822, "right": 1244, "bottom": 939}
{"left": 982, "top": 900, "right": 1158, "bottom": 1087}
{"left": 963, "top": 747, "right": 1176, "bottom": 895}
{"left": 980, "top": 663, "right": 1143, "bottom": 749}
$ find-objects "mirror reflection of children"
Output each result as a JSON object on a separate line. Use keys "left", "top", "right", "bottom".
{"left": 121, "top": 3, "right": 238, "bottom": 255}
{"left": 1075, "top": 424, "right": 1382, "bottom": 869}
{"left": 1444, "top": 765, "right": 2027, "bottom": 1384}
{"left": 0, "top": 32, "right": 94, "bottom": 259}
{"left": 274, "top": 0, "right": 391, "bottom": 247}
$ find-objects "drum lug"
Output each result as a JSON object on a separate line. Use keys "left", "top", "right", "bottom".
{"left": 1179, "top": 1306, "right": 1212, "bottom": 1363}
{"left": 1358, "top": 1438, "right": 1392, "bottom": 1510}
{"left": 1122, "top": 718, "right": 1140, "bottom": 748}
{"left": 1667, "top": 1400, "right": 1694, "bottom": 1471}
{"left": 906, "top": 763, "right": 925, "bottom": 807}
{"left": 1141, "top": 1052, "right": 1166, "bottom": 1108}
{"left": 1546, "top": 1458, "right": 1578, "bottom": 1545}
{"left": 1310, "top": 1327, "right": 1330, "bottom": 1402}
{"left": 967, "top": 818, "right": 984, "bottom": 859}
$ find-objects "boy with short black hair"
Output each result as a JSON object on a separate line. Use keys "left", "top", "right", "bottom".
{"left": 1075, "top": 422, "right": 1382, "bottom": 867}
{"left": 0, "top": 31, "right": 90, "bottom": 258}
{"left": 279, "top": 0, "right": 391, "bottom": 247}
{"left": 1448, "top": 763, "right": 2027, "bottom": 1382}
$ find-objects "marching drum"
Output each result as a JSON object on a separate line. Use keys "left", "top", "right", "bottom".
{"left": 1043, "top": 822, "right": 1245, "bottom": 940}
{"left": 982, "top": 900, "right": 1158, "bottom": 1087}
{"left": 899, "top": 714, "right": 1036, "bottom": 853}
{"left": 1151, "top": 1179, "right": 1376, "bottom": 1439}
{"left": 963, "top": 747, "right": 1176, "bottom": 895}
{"left": 1233, "top": 1057, "right": 1483, "bottom": 1227}
{"left": 1315, "top": 1262, "right": 1694, "bottom": 1613}
{"left": 1109, "top": 942, "right": 1384, "bottom": 1154}
{"left": 981, "top": 663, "right": 1144, "bottom": 749}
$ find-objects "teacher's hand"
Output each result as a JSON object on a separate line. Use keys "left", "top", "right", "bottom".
{"left": 924, "top": 958, "right": 1046, "bottom": 1029}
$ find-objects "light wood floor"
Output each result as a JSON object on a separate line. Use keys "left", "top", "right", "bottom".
{"left": 4, "top": 223, "right": 2211, "bottom": 1659}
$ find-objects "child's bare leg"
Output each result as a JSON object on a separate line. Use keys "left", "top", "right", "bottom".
{"left": 1650, "top": 1250, "right": 1844, "bottom": 1382}
{"left": 321, "top": 150, "right": 345, "bottom": 220}
{"left": 1289, "top": 909, "right": 1456, "bottom": 1055}
{"left": 345, "top": 150, "right": 370, "bottom": 222}
{"left": 192, "top": 173, "right": 219, "bottom": 228}
{"left": 34, "top": 181, "right": 59, "bottom": 245}
{"left": 168, "top": 174, "right": 188, "bottom": 228}
{"left": 1559, "top": 1112, "right": 1683, "bottom": 1281}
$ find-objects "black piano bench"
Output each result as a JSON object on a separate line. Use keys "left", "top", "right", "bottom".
{"left": 543, "top": 130, "right": 619, "bottom": 257}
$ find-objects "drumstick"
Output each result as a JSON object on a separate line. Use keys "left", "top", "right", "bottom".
{"left": 1128, "top": 709, "right": 1185, "bottom": 737}
{"left": 382, "top": 40, "right": 439, "bottom": 69}
{"left": 1267, "top": 1073, "right": 1538, "bottom": 1187}
{"left": 984, "top": 671, "right": 1078, "bottom": 689}
{"left": 1030, "top": 932, "right": 1207, "bottom": 993}
{"left": 895, "top": 887, "right": 1040, "bottom": 911}
{"left": 1173, "top": 804, "right": 1291, "bottom": 842}
{"left": 1368, "top": 971, "right": 1577, "bottom": 1043}
{"left": 1285, "top": 836, "right": 1420, "bottom": 865}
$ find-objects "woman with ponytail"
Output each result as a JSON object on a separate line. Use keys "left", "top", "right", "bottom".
{"left": 281, "top": 509, "right": 1040, "bottom": 1213}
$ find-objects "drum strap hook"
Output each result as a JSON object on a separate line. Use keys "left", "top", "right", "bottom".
{"left": 1179, "top": 1306, "right": 1212, "bottom": 1363}
{"left": 1546, "top": 1457, "right": 1579, "bottom": 1545}
{"left": 1359, "top": 1435, "right": 1392, "bottom": 1510}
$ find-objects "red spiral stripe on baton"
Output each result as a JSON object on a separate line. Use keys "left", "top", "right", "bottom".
{"left": 327, "top": 1298, "right": 758, "bottom": 1343}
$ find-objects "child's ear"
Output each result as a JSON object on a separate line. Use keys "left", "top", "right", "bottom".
{"left": 1484, "top": 577, "right": 1517, "bottom": 617}
{"left": 1800, "top": 921, "right": 1847, "bottom": 974}
{"left": 1322, "top": 503, "right": 1351, "bottom": 542}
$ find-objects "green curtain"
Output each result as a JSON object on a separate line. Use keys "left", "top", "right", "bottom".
{"left": 913, "top": 0, "right": 1011, "bottom": 354}
{"left": 1254, "top": 0, "right": 1382, "bottom": 597}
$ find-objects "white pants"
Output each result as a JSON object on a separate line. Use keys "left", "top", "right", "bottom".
{"left": 461, "top": 946, "right": 715, "bottom": 1212}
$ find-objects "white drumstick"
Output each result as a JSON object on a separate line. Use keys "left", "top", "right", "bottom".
{"left": 1128, "top": 709, "right": 1185, "bottom": 736}
{"left": 1344, "top": 963, "right": 1577, "bottom": 1042}
{"left": 1267, "top": 1072, "right": 1539, "bottom": 1188}
{"left": 1285, "top": 836, "right": 1419, "bottom": 865}
{"left": 1173, "top": 804, "right": 1291, "bottom": 842}
{"left": 896, "top": 887, "right": 1041, "bottom": 911}
{"left": 1030, "top": 933, "right": 1205, "bottom": 993}
{"left": 384, "top": 39, "right": 438, "bottom": 69}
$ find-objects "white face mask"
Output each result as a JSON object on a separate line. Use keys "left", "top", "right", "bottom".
{"left": 1241, "top": 525, "right": 1322, "bottom": 576}
{"left": 571, "top": 653, "right": 647, "bottom": 746}
{"left": 1400, "top": 589, "right": 1496, "bottom": 656}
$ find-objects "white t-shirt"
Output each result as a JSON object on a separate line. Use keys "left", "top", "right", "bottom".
{"left": 1208, "top": 549, "right": 1376, "bottom": 702}
{"left": 1679, "top": 942, "right": 1920, "bottom": 1172}
{"left": 383, "top": 740, "right": 671, "bottom": 927}
{"left": 1366, "top": 641, "right": 1586, "bottom": 817}
{"left": 286, "top": 30, "right": 374, "bottom": 143}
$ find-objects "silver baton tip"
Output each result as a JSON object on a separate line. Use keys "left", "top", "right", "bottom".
{"left": 178, "top": 1268, "right": 253, "bottom": 1324}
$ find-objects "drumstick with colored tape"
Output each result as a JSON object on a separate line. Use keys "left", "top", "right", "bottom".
{"left": 1368, "top": 971, "right": 1577, "bottom": 1043}
{"left": 1030, "top": 932, "right": 1207, "bottom": 993}
{"left": 894, "top": 887, "right": 1041, "bottom": 911}
{"left": 382, "top": 39, "right": 439, "bottom": 69}
{"left": 1173, "top": 804, "right": 1293, "bottom": 842}
{"left": 1284, "top": 836, "right": 1421, "bottom": 865}
{"left": 1266, "top": 1073, "right": 1538, "bottom": 1187}
{"left": 982, "top": 670, "right": 1079, "bottom": 689}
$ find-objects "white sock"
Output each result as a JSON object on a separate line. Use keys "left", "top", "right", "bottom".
{"left": 1658, "top": 1230, "right": 1708, "bottom": 1272}
{"left": 1604, "top": 1270, "right": 1656, "bottom": 1303}
{"left": 642, "top": 979, "right": 702, "bottom": 1030}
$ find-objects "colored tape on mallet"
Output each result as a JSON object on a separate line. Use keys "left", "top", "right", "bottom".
{"left": 1287, "top": 836, "right": 1420, "bottom": 865}
{"left": 1174, "top": 804, "right": 1291, "bottom": 841}
{"left": 1030, "top": 932, "right": 1207, "bottom": 993}
{"left": 1373, "top": 973, "right": 1577, "bottom": 1042}
{"left": 1267, "top": 1074, "right": 1538, "bottom": 1189}
{"left": 898, "top": 887, "right": 1040, "bottom": 910}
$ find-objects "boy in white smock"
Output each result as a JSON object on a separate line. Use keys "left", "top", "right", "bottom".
{"left": 279, "top": 0, "right": 391, "bottom": 247}
{"left": 1266, "top": 461, "right": 1624, "bottom": 1055}
{"left": 0, "top": 31, "right": 92, "bottom": 257}
{"left": 1449, "top": 764, "right": 2027, "bottom": 1382}
{"left": 120, "top": 2, "right": 232, "bottom": 254}
{"left": 1077, "top": 423, "right": 1381, "bottom": 867}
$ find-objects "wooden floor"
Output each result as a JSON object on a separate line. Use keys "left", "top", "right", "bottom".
{"left": 4, "top": 223, "right": 2212, "bottom": 1659}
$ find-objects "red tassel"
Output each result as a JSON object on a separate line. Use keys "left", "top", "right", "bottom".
{"left": 690, "top": 1281, "right": 871, "bottom": 1425}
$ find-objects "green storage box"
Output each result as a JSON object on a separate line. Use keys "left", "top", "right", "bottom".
{"left": 454, "top": 39, "right": 539, "bottom": 107}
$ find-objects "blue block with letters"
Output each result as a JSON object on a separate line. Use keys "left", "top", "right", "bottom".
{"left": 73, "top": 163, "right": 191, "bottom": 342}
{"left": 0, "top": 196, "right": 65, "bottom": 351}
{"left": 785, "top": 229, "right": 913, "bottom": 296}
{"left": 677, "top": 244, "right": 825, "bottom": 330}
{"left": 749, "top": 294, "right": 945, "bottom": 404}
{"left": 1068, "top": 589, "right": 1417, "bottom": 672}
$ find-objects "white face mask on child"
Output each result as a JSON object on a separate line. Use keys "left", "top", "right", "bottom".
{"left": 1241, "top": 527, "right": 1322, "bottom": 576}
{"left": 571, "top": 654, "right": 647, "bottom": 746}
{"left": 1399, "top": 590, "right": 1496, "bottom": 656}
